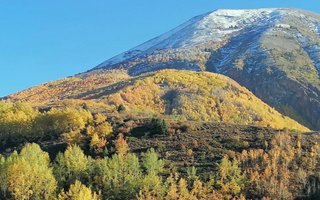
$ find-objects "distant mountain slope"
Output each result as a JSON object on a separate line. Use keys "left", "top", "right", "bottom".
{"left": 5, "top": 70, "right": 130, "bottom": 106}
{"left": 90, "top": 8, "right": 320, "bottom": 130}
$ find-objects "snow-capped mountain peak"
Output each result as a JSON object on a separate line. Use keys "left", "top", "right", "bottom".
{"left": 94, "top": 8, "right": 286, "bottom": 69}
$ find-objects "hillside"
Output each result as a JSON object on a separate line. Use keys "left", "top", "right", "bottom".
{"left": 99, "top": 70, "right": 309, "bottom": 131}
{"left": 89, "top": 8, "right": 320, "bottom": 130}
{"left": 6, "top": 70, "right": 308, "bottom": 131}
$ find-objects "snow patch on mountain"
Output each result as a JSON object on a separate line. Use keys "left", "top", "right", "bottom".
{"left": 94, "top": 8, "right": 280, "bottom": 70}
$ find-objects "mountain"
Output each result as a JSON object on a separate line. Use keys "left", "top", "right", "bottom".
{"left": 90, "top": 8, "right": 320, "bottom": 130}
{"left": 4, "top": 8, "right": 318, "bottom": 130}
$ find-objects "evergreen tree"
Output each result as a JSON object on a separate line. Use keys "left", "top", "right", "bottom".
{"left": 142, "top": 148, "right": 164, "bottom": 175}
{"left": 148, "top": 118, "right": 168, "bottom": 136}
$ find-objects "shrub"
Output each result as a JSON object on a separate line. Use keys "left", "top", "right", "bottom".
{"left": 147, "top": 118, "right": 168, "bottom": 136}
{"left": 117, "top": 104, "right": 126, "bottom": 113}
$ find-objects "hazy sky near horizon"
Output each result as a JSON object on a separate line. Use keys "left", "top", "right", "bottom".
{"left": 1, "top": 0, "right": 320, "bottom": 97}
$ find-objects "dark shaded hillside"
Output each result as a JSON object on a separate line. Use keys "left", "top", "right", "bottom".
{"left": 129, "top": 123, "right": 276, "bottom": 174}
{"left": 128, "top": 121, "right": 318, "bottom": 175}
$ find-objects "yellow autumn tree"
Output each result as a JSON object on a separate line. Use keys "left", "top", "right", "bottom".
{"left": 7, "top": 143, "right": 57, "bottom": 200}
{"left": 54, "top": 145, "right": 90, "bottom": 187}
{"left": 115, "top": 134, "right": 129, "bottom": 157}
{"left": 58, "top": 180, "right": 100, "bottom": 200}
{"left": 217, "top": 156, "right": 246, "bottom": 197}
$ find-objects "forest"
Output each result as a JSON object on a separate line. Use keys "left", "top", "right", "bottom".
{"left": 0, "top": 101, "right": 320, "bottom": 200}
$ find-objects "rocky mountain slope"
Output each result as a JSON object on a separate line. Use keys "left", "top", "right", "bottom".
{"left": 91, "top": 8, "right": 320, "bottom": 130}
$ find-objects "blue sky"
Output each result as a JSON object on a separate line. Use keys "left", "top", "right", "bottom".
{"left": 1, "top": 0, "right": 320, "bottom": 97}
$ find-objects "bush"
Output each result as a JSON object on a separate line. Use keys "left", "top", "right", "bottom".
{"left": 147, "top": 118, "right": 168, "bottom": 136}
{"left": 117, "top": 104, "right": 126, "bottom": 113}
